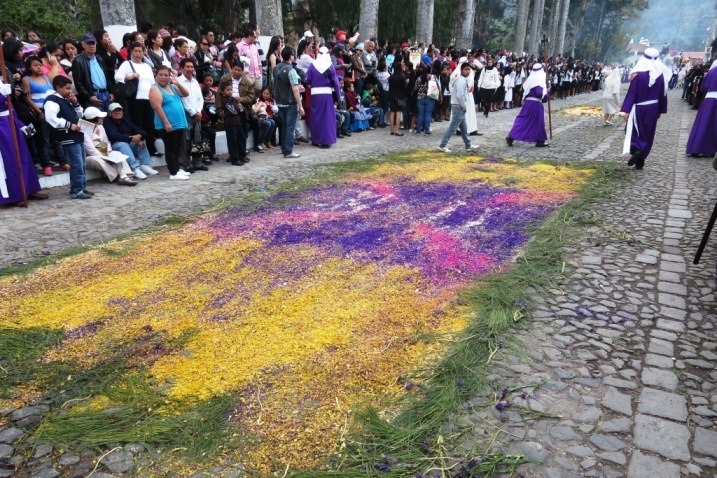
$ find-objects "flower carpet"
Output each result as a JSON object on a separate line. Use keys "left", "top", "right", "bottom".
{"left": 559, "top": 105, "right": 604, "bottom": 117}
{"left": 0, "top": 152, "right": 591, "bottom": 473}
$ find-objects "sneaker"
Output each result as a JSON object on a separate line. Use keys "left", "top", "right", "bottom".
{"left": 70, "top": 191, "right": 92, "bottom": 199}
{"left": 133, "top": 168, "right": 148, "bottom": 180}
{"left": 466, "top": 146, "right": 478, "bottom": 153}
{"left": 83, "top": 189, "right": 95, "bottom": 196}
{"left": 139, "top": 165, "right": 159, "bottom": 175}
{"left": 59, "top": 164, "right": 70, "bottom": 171}
{"left": 424, "top": 131, "right": 432, "bottom": 135}
{"left": 43, "top": 166, "right": 53, "bottom": 176}
{"left": 284, "top": 152, "right": 301, "bottom": 158}
{"left": 437, "top": 146, "right": 452, "bottom": 153}
{"left": 170, "top": 173, "right": 190, "bottom": 181}
{"left": 177, "top": 170, "right": 191, "bottom": 178}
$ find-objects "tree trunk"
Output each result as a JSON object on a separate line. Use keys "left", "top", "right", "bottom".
{"left": 99, "top": 0, "right": 137, "bottom": 50}
{"left": 595, "top": 0, "right": 606, "bottom": 46}
{"left": 359, "top": 0, "right": 380, "bottom": 41}
{"left": 556, "top": 0, "right": 570, "bottom": 56}
{"left": 569, "top": 0, "right": 589, "bottom": 57}
{"left": 416, "top": 0, "right": 435, "bottom": 45}
{"left": 527, "top": 0, "right": 545, "bottom": 55}
{"left": 255, "top": 0, "right": 284, "bottom": 36}
{"left": 454, "top": 0, "right": 476, "bottom": 48}
{"left": 548, "top": 0, "right": 561, "bottom": 55}
{"left": 513, "top": 0, "right": 530, "bottom": 55}
{"left": 223, "top": 0, "right": 238, "bottom": 36}
{"left": 513, "top": 0, "right": 530, "bottom": 54}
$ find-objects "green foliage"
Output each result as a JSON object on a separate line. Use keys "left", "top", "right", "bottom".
{"left": 433, "top": 0, "right": 461, "bottom": 45}
{"left": 1, "top": 0, "right": 93, "bottom": 41}
{"left": 474, "top": 0, "right": 513, "bottom": 50}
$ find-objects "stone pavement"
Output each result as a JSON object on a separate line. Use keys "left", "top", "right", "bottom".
{"left": 441, "top": 92, "right": 717, "bottom": 477}
{"left": 1, "top": 88, "right": 715, "bottom": 478}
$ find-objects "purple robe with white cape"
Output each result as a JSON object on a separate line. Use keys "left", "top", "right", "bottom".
{"left": 686, "top": 65, "right": 717, "bottom": 156}
{"left": 620, "top": 71, "right": 667, "bottom": 160}
{"left": 0, "top": 93, "right": 42, "bottom": 205}
{"left": 508, "top": 86, "right": 548, "bottom": 143}
{"left": 305, "top": 63, "right": 341, "bottom": 146}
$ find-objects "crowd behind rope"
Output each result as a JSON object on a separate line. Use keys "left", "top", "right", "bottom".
{"left": 0, "top": 23, "right": 664, "bottom": 201}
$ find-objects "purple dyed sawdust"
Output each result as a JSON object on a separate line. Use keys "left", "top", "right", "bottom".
{"left": 209, "top": 177, "right": 566, "bottom": 287}
{"left": 65, "top": 320, "right": 105, "bottom": 340}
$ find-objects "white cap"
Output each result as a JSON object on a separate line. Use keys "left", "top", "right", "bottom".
{"left": 84, "top": 107, "right": 107, "bottom": 120}
{"left": 108, "top": 103, "right": 124, "bottom": 112}
{"left": 303, "top": 30, "right": 314, "bottom": 38}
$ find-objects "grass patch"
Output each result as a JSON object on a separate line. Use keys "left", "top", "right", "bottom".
{"left": 36, "top": 392, "right": 238, "bottom": 459}
{"left": 0, "top": 327, "right": 64, "bottom": 397}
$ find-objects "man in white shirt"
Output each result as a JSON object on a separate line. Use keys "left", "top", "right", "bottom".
{"left": 178, "top": 57, "right": 210, "bottom": 172}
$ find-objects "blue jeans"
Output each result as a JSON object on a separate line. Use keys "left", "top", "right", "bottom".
{"left": 337, "top": 111, "right": 351, "bottom": 133}
{"left": 439, "top": 105, "right": 471, "bottom": 149}
{"left": 112, "top": 142, "right": 151, "bottom": 170}
{"left": 416, "top": 97, "right": 435, "bottom": 133}
{"left": 95, "top": 90, "right": 111, "bottom": 112}
{"left": 277, "top": 104, "right": 298, "bottom": 156}
{"left": 258, "top": 117, "right": 273, "bottom": 144}
{"left": 368, "top": 107, "right": 384, "bottom": 127}
{"left": 62, "top": 142, "right": 86, "bottom": 196}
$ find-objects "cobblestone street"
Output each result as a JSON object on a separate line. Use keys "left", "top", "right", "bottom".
{"left": 1, "top": 88, "right": 716, "bottom": 478}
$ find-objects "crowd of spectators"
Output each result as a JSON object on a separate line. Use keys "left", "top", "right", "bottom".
{"left": 2, "top": 23, "right": 611, "bottom": 199}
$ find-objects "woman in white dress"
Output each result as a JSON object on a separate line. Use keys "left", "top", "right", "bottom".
{"left": 602, "top": 67, "right": 621, "bottom": 125}
{"left": 503, "top": 69, "right": 515, "bottom": 109}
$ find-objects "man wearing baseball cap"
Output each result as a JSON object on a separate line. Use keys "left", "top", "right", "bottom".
{"left": 72, "top": 32, "right": 114, "bottom": 110}
{"left": 336, "top": 30, "right": 360, "bottom": 49}
{"left": 103, "top": 103, "right": 158, "bottom": 179}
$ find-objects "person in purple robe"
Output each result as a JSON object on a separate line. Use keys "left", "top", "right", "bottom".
{"left": 304, "top": 46, "right": 341, "bottom": 148}
{"left": 0, "top": 85, "right": 48, "bottom": 206}
{"left": 686, "top": 61, "right": 717, "bottom": 157}
{"left": 506, "top": 63, "right": 549, "bottom": 148}
{"left": 620, "top": 47, "right": 670, "bottom": 170}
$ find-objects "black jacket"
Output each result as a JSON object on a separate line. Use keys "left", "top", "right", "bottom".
{"left": 104, "top": 116, "right": 147, "bottom": 144}
{"left": 71, "top": 53, "right": 115, "bottom": 106}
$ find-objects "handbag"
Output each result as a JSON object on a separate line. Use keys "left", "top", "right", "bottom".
{"left": 115, "top": 62, "right": 139, "bottom": 100}
{"left": 188, "top": 122, "right": 211, "bottom": 156}
{"left": 427, "top": 75, "right": 440, "bottom": 100}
